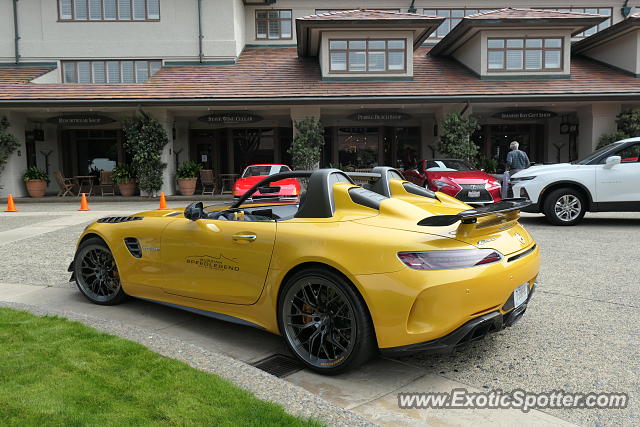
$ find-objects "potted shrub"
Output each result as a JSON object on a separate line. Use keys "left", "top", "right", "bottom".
{"left": 23, "top": 166, "right": 49, "bottom": 198}
{"left": 112, "top": 165, "right": 136, "bottom": 197}
{"left": 176, "top": 161, "right": 201, "bottom": 196}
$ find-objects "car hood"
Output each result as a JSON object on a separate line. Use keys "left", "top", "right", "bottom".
{"left": 511, "top": 163, "right": 579, "bottom": 177}
{"left": 427, "top": 170, "right": 496, "bottom": 184}
{"left": 235, "top": 176, "right": 298, "bottom": 188}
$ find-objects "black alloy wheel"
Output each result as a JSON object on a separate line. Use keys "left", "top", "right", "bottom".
{"left": 74, "top": 237, "right": 127, "bottom": 305}
{"left": 279, "top": 267, "right": 376, "bottom": 374}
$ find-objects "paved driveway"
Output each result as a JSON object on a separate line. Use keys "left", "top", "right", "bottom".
{"left": 0, "top": 203, "right": 638, "bottom": 426}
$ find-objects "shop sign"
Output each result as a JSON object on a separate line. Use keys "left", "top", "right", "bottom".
{"left": 46, "top": 114, "right": 116, "bottom": 126}
{"left": 492, "top": 110, "right": 557, "bottom": 120}
{"left": 348, "top": 111, "right": 412, "bottom": 122}
{"left": 198, "top": 112, "right": 263, "bottom": 124}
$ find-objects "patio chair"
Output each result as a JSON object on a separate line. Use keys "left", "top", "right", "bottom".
{"left": 54, "top": 171, "right": 76, "bottom": 197}
{"left": 99, "top": 170, "right": 115, "bottom": 196}
{"left": 199, "top": 169, "right": 216, "bottom": 195}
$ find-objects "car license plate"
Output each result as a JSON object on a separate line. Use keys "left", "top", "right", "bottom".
{"left": 468, "top": 191, "right": 481, "bottom": 198}
{"left": 514, "top": 283, "right": 529, "bottom": 308}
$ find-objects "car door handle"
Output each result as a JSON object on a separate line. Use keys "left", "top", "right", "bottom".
{"left": 232, "top": 234, "right": 257, "bottom": 242}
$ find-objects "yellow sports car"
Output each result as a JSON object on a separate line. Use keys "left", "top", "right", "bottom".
{"left": 70, "top": 168, "right": 539, "bottom": 374}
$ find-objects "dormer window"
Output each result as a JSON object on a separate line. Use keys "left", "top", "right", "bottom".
{"left": 328, "top": 39, "right": 406, "bottom": 73}
{"left": 429, "top": 8, "right": 607, "bottom": 79}
{"left": 487, "top": 38, "right": 563, "bottom": 71}
{"left": 295, "top": 9, "right": 443, "bottom": 80}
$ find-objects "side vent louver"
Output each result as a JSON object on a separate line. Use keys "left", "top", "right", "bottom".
{"left": 124, "top": 237, "right": 142, "bottom": 258}
{"left": 97, "top": 216, "right": 143, "bottom": 224}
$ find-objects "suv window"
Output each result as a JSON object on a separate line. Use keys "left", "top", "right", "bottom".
{"left": 615, "top": 143, "right": 640, "bottom": 163}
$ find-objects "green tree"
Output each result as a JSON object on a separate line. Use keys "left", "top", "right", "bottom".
{"left": 0, "top": 116, "right": 20, "bottom": 179}
{"left": 288, "top": 117, "right": 325, "bottom": 170}
{"left": 122, "top": 112, "right": 168, "bottom": 195}
{"left": 597, "top": 108, "right": 640, "bottom": 149}
{"left": 438, "top": 113, "right": 480, "bottom": 164}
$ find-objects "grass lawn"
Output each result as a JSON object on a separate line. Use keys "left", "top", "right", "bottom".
{"left": 0, "top": 307, "right": 320, "bottom": 426}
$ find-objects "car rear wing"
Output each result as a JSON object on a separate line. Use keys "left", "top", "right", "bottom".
{"left": 418, "top": 198, "right": 532, "bottom": 238}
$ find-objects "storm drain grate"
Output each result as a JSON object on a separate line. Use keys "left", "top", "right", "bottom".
{"left": 251, "top": 354, "right": 303, "bottom": 378}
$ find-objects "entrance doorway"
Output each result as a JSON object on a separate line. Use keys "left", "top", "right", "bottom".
{"left": 189, "top": 130, "right": 226, "bottom": 173}
{"left": 331, "top": 126, "right": 421, "bottom": 170}
{"left": 61, "top": 129, "right": 123, "bottom": 177}
{"left": 337, "top": 127, "right": 380, "bottom": 170}
{"left": 475, "top": 124, "right": 544, "bottom": 171}
{"left": 233, "top": 128, "right": 276, "bottom": 173}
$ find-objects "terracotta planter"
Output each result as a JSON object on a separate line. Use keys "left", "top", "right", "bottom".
{"left": 117, "top": 180, "right": 136, "bottom": 197}
{"left": 25, "top": 179, "right": 47, "bottom": 198}
{"left": 178, "top": 178, "right": 197, "bottom": 196}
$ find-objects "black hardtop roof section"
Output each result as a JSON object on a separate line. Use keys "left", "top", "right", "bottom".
{"left": 230, "top": 168, "right": 355, "bottom": 218}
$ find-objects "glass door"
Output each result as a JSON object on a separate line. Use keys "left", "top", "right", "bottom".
{"left": 232, "top": 128, "right": 275, "bottom": 173}
{"left": 337, "top": 127, "right": 380, "bottom": 170}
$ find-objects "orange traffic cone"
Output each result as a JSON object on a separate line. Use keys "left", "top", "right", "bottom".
{"left": 158, "top": 192, "right": 167, "bottom": 210}
{"left": 3, "top": 194, "right": 18, "bottom": 212}
{"left": 78, "top": 193, "right": 90, "bottom": 211}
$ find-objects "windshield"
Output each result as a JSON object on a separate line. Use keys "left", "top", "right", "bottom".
{"left": 242, "top": 165, "right": 290, "bottom": 177}
{"left": 425, "top": 159, "right": 473, "bottom": 171}
{"left": 574, "top": 143, "right": 622, "bottom": 165}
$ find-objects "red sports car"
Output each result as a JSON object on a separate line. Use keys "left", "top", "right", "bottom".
{"left": 233, "top": 164, "right": 301, "bottom": 198}
{"left": 404, "top": 159, "right": 502, "bottom": 204}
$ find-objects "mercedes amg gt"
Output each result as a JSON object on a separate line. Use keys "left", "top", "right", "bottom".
{"left": 70, "top": 168, "right": 539, "bottom": 374}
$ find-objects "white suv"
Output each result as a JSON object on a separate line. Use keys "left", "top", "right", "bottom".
{"left": 511, "top": 138, "right": 640, "bottom": 225}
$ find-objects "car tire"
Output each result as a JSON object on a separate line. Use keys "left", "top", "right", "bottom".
{"left": 543, "top": 188, "right": 587, "bottom": 226}
{"left": 278, "top": 267, "right": 376, "bottom": 375}
{"left": 73, "top": 237, "right": 127, "bottom": 305}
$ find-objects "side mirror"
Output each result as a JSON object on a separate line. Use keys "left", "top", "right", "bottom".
{"left": 258, "top": 185, "right": 281, "bottom": 194}
{"left": 184, "top": 202, "right": 205, "bottom": 221}
{"left": 604, "top": 155, "right": 621, "bottom": 168}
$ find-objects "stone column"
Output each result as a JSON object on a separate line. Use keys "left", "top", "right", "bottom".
{"left": 145, "top": 108, "right": 175, "bottom": 196}
{"left": 290, "top": 106, "right": 322, "bottom": 168}
{"left": 0, "top": 111, "right": 28, "bottom": 198}
{"left": 432, "top": 104, "right": 463, "bottom": 158}
{"left": 290, "top": 106, "right": 321, "bottom": 138}
{"left": 577, "top": 103, "right": 621, "bottom": 160}
{"left": 420, "top": 116, "right": 436, "bottom": 160}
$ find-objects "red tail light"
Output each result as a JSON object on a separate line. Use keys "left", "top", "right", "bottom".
{"left": 397, "top": 249, "right": 503, "bottom": 270}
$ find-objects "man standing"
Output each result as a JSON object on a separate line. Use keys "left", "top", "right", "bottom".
{"left": 501, "top": 141, "right": 530, "bottom": 199}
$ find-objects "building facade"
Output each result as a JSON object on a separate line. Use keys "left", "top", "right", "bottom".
{"left": 1, "top": 0, "right": 640, "bottom": 196}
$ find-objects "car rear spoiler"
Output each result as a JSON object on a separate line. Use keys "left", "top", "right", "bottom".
{"left": 418, "top": 198, "right": 532, "bottom": 237}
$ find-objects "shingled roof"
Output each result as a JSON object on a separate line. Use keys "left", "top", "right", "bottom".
{"left": 3, "top": 47, "right": 640, "bottom": 106}
{"left": 574, "top": 13, "right": 640, "bottom": 54}
{"left": 430, "top": 7, "right": 608, "bottom": 56}
{"left": 466, "top": 7, "right": 605, "bottom": 20}
{"left": 297, "top": 9, "right": 440, "bottom": 21}
{"left": 296, "top": 9, "right": 444, "bottom": 56}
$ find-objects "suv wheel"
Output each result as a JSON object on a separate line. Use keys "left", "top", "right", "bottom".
{"left": 543, "top": 188, "right": 586, "bottom": 226}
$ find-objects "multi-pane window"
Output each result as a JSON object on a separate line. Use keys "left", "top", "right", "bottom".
{"left": 487, "top": 38, "right": 563, "bottom": 71}
{"left": 540, "top": 8, "right": 612, "bottom": 37}
{"left": 255, "top": 10, "right": 292, "bottom": 39}
{"left": 423, "top": 9, "right": 495, "bottom": 38}
{"left": 424, "top": 7, "right": 613, "bottom": 39}
{"left": 329, "top": 39, "right": 406, "bottom": 73}
{"left": 58, "top": 0, "right": 160, "bottom": 21}
{"left": 62, "top": 60, "right": 162, "bottom": 83}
